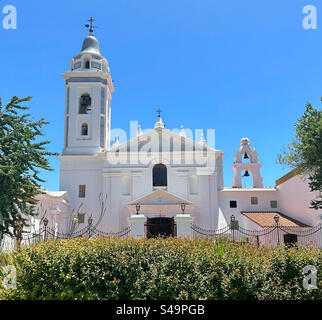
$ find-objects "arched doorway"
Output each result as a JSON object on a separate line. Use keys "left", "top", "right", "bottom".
{"left": 146, "top": 217, "right": 175, "bottom": 238}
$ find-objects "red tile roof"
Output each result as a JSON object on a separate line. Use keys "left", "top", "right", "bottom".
{"left": 241, "top": 211, "right": 310, "bottom": 228}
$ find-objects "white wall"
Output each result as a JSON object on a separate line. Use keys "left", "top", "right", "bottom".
{"left": 277, "top": 175, "right": 321, "bottom": 226}
{"left": 101, "top": 160, "right": 219, "bottom": 233}
{"left": 219, "top": 189, "right": 279, "bottom": 229}
{"left": 59, "top": 156, "right": 104, "bottom": 231}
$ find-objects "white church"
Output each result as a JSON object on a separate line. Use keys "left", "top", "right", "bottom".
{"left": 30, "top": 27, "right": 321, "bottom": 242}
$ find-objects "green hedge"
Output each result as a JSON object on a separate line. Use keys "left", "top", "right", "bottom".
{"left": 0, "top": 237, "right": 321, "bottom": 300}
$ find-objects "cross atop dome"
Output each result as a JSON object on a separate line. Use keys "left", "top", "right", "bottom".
{"left": 85, "top": 17, "right": 98, "bottom": 35}
{"left": 80, "top": 18, "right": 101, "bottom": 55}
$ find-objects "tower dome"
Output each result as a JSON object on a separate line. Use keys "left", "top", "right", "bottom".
{"left": 71, "top": 31, "right": 110, "bottom": 73}
{"left": 240, "top": 137, "right": 250, "bottom": 149}
{"left": 240, "top": 137, "right": 250, "bottom": 146}
{"left": 81, "top": 34, "right": 101, "bottom": 55}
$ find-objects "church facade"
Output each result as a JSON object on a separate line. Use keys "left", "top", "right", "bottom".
{"left": 44, "top": 30, "right": 320, "bottom": 238}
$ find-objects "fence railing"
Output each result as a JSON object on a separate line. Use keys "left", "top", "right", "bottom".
{"left": 191, "top": 222, "right": 322, "bottom": 248}
{"left": 1, "top": 218, "right": 321, "bottom": 251}
{"left": 0, "top": 223, "right": 131, "bottom": 252}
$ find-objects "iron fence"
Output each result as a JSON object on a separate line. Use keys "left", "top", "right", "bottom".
{"left": 191, "top": 222, "right": 322, "bottom": 248}
{"left": 0, "top": 222, "right": 131, "bottom": 252}
{"left": 1, "top": 216, "right": 321, "bottom": 252}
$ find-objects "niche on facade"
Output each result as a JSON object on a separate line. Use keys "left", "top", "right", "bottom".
{"left": 81, "top": 123, "right": 88, "bottom": 136}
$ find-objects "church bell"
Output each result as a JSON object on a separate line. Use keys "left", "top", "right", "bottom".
{"left": 243, "top": 170, "right": 250, "bottom": 177}
{"left": 244, "top": 152, "right": 249, "bottom": 159}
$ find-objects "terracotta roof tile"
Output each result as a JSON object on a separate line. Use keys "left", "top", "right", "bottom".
{"left": 241, "top": 211, "right": 310, "bottom": 228}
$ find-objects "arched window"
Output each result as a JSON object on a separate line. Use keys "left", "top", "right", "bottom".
{"left": 85, "top": 59, "right": 90, "bottom": 69}
{"left": 79, "top": 94, "right": 92, "bottom": 114}
{"left": 153, "top": 164, "right": 167, "bottom": 187}
{"left": 81, "top": 123, "right": 88, "bottom": 136}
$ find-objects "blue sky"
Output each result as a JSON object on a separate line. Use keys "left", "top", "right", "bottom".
{"left": 1, "top": 0, "right": 321, "bottom": 190}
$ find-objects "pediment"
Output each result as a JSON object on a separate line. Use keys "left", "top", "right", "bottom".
{"left": 111, "top": 127, "right": 217, "bottom": 154}
{"left": 128, "top": 189, "right": 194, "bottom": 205}
{"left": 126, "top": 189, "right": 196, "bottom": 214}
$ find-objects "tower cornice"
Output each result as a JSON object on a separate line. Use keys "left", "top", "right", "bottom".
{"left": 62, "top": 71, "right": 114, "bottom": 93}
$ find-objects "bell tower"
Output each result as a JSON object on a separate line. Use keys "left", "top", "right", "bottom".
{"left": 62, "top": 19, "right": 114, "bottom": 155}
{"left": 232, "top": 138, "right": 264, "bottom": 188}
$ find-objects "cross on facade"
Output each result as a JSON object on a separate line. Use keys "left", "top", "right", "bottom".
{"left": 85, "top": 17, "right": 97, "bottom": 34}
{"left": 156, "top": 108, "right": 162, "bottom": 118}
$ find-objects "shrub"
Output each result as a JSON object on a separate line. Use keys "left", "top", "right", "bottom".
{"left": 0, "top": 237, "right": 321, "bottom": 300}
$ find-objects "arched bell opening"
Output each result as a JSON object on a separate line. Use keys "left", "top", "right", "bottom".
{"left": 84, "top": 59, "right": 90, "bottom": 69}
{"left": 79, "top": 94, "right": 92, "bottom": 114}
{"left": 242, "top": 152, "right": 251, "bottom": 163}
{"left": 241, "top": 169, "right": 254, "bottom": 188}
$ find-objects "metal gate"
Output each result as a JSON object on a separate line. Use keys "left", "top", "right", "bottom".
{"left": 145, "top": 217, "right": 176, "bottom": 239}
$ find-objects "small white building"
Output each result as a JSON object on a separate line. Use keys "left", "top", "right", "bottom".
{"left": 34, "top": 30, "right": 321, "bottom": 242}
{"left": 276, "top": 169, "right": 321, "bottom": 227}
{"left": 0, "top": 191, "right": 70, "bottom": 252}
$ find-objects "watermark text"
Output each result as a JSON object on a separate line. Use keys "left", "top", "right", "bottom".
{"left": 303, "top": 5, "right": 317, "bottom": 30}
{"left": 2, "top": 4, "right": 17, "bottom": 30}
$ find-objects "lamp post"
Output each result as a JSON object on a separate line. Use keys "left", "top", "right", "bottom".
{"left": 181, "top": 203, "right": 186, "bottom": 214}
{"left": 230, "top": 215, "right": 236, "bottom": 242}
{"left": 274, "top": 214, "right": 280, "bottom": 246}
{"left": 43, "top": 217, "right": 48, "bottom": 227}
{"left": 43, "top": 217, "right": 48, "bottom": 241}
{"left": 136, "top": 204, "right": 141, "bottom": 215}
{"left": 88, "top": 216, "right": 93, "bottom": 238}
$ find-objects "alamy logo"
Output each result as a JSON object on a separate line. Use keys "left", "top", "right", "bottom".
{"left": 2, "top": 4, "right": 17, "bottom": 30}
{"left": 302, "top": 265, "right": 317, "bottom": 290}
{"left": 1, "top": 265, "right": 17, "bottom": 290}
{"left": 303, "top": 5, "right": 317, "bottom": 30}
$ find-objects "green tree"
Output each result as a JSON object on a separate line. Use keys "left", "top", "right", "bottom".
{"left": 0, "top": 96, "right": 57, "bottom": 236}
{"left": 278, "top": 101, "right": 322, "bottom": 209}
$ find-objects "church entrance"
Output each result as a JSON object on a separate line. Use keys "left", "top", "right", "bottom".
{"left": 145, "top": 217, "right": 175, "bottom": 239}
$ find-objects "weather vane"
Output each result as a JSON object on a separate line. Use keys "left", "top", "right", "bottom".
{"left": 85, "top": 17, "right": 98, "bottom": 34}
{"left": 156, "top": 108, "right": 162, "bottom": 117}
